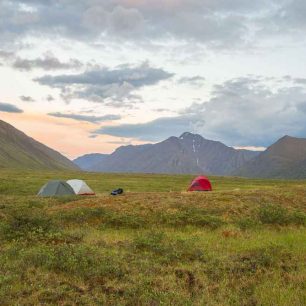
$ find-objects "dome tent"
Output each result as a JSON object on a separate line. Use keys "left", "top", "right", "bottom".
{"left": 66, "top": 179, "right": 95, "bottom": 195}
{"left": 188, "top": 176, "right": 212, "bottom": 192}
{"left": 38, "top": 180, "right": 76, "bottom": 197}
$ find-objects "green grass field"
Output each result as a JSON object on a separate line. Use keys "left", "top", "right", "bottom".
{"left": 0, "top": 170, "right": 305, "bottom": 305}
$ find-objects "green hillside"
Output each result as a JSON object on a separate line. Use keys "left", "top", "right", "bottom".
{"left": 0, "top": 170, "right": 305, "bottom": 305}
{"left": 0, "top": 120, "right": 78, "bottom": 171}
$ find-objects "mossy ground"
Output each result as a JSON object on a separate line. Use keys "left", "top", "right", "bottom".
{"left": 0, "top": 170, "right": 305, "bottom": 305}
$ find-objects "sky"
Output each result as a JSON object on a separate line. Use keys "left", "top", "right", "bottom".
{"left": 1, "top": 0, "right": 306, "bottom": 159}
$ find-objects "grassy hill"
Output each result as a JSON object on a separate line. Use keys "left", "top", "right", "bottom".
{"left": 236, "top": 135, "right": 306, "bottom": 179}
{"left": 0, "top": 170, "right": 305, "bottom": 305}
{"left": 0, "top": 120, "right": 78, "bottom": 171}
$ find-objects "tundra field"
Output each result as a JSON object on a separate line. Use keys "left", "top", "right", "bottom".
{"left": 0, "top": 170, "right": 305, "bottom": 305}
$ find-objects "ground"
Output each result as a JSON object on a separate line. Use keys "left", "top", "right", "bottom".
{"left": 0, "top": 170, "right": 305, "bottom": 305}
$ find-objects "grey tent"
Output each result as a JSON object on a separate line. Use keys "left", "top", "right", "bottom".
{"left": 37, "top": 180, "right": 76, "bottom": 197}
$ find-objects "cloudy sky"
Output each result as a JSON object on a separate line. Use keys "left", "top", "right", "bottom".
{"left": 1, "top": 0, "right": 306, "bottom": 158}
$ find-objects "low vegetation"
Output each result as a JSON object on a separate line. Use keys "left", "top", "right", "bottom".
{"left": 0, "top": 170, "right": 305, "bottom": 305}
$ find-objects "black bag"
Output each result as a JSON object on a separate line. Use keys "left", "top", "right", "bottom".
{"left": 111, "top": 188, "right": 124, "bottom": 196}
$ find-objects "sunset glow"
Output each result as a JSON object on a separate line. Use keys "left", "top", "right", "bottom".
{"left": 1, "top": 0, "right": 306, "bottom": 159}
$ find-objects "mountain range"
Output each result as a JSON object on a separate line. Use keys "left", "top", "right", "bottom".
{"left": 0, "top": 119, "right": 78, "bottom": 171}
{"left": 75, "top": 133, "right": 306, "bottom": 178}
{"left": 73, "top": 153, "right": 108, "bottom": 171}
{"left": 1, "top": 118, "right": 305, "bottom": 179}
{"left": 75, "top": 132, "right": 259, "bottom": 175}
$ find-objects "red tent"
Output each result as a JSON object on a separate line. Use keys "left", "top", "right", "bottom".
{"left": 188, "top": 176, "right": 212, "bottom": 192}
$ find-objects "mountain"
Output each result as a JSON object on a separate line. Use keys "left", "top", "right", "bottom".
{"left": 74, "top": 132, "right": 259, "bottom": 175}
{"left": 235, "top": 135, "right": 306, "bottom": 178}
{"left": 74, "top": 153, "right": 108, "bottom": 171}
{"left": 0, "top": 119, "right": 79, "bottom": 171}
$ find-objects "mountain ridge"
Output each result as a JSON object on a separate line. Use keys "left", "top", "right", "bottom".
{"left": 0, "top": 119, "right": 79, "bottom": 171}
{"left": 73, "top": 153, "right": 108, "bottom": 171}
{"left": 235, "top": 135, "right": 306, "bottom": 178}
{"left": 74, "top": 132, "right": 259, "bottom": 175}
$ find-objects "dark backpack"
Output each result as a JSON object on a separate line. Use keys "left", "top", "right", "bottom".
{"left": 111, "top": 188, "right": 124, "bottom": 196}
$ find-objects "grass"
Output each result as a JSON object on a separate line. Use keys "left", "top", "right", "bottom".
{"left": 0, "top": 169, "right": 305, "bottom": 305}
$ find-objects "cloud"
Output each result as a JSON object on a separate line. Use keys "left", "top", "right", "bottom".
{"left": 178, "top": 76, "right": 205, "bottom": 87}
{"left": 46, "top": 95, "right": 55, "bottom": 102}
{"left": 89, "top": 134, "right": 98, "bottom": 139}
{"left": 94, "top": 76, "right": 306, "bottom": 146}
{"left": 293, "top": 78, "right": 306, "bottom": 85}
{"left": 0, "top": 102, "right": 23, "bottom": 113}
{"left": 48, "top": 112, "right": 121, "bottom": 123}
{"left": 35, "top": 62, "right": 174, "bottom": 105}
{"left": 0, "top": 50, "right": 14, "bottom": 60}
{"left": 106, "top": 137, "right": 133, "bottom": 145}
{"left": 0, "top": 49, "right": 83, "bottom": 71}
{"left": 12, "top": 52, "right": 82, "bottom": 71}
{"left": 0, "top": 50, "right": 14, "bottom": 66}
{"left": 185, "top": 78, "right": 306, "bottom": 146}
{"left": 2, "top": 0, "right": 305, "bottom": 51}
{"left": 265, "top": 0, "right": 306, "bottom": 33}
{"left": 20, "top": 95, "right": 35, "bottom": 102}
{"left": 153, "top": 108, "right": 172, "bottom": 113}
{"left": 94, "top": 115, "right": 195, "bottom": 141}
{"left": 83, "top": 5, "right": 145, "bottom": 37}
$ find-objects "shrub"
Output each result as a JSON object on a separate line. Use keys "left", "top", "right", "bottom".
{"left": 204, "top": 245, "right": 295, "bottom": 281}
{"left": 23, "top": 244, "right": 126, "bottom": 280}
{"left": 0, "top": 208, "right": 84, "bottom": 244}
{"left": 163, "top": 208, "right": 224, "bottom": 229}
{"left": 258, "top": 204, "right": 306, "bottom": 226}
{"left": 258, "top": 204, "right": 289, "bottom": 225}
{"left": 133, "top": 231, "right": 165, "bottom": 254}
{"left": 101, "top": 213, "right": 146, "bottom": 229}
{"left": 58, "top": 207, "right": 107, "bottom": 224}
{"left": 27, "top": 199, "right": 45, "bottom": 208}
{"left": 288, "top": 211, "right": 306, "bottom": 226}
{"left": 228, "top": 245, "right": 296, "bottom": 277}
{"left": 133, "top": 231, "right": 206, "bottom": 263}
{"left": 236, "top": 217, "right": 261, "bottom": 230}
{"left": 0, "top": 209, "right": 54, "bottom": 241}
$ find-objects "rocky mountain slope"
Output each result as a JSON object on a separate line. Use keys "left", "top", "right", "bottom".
{"left": 75, "top": 132, "right": 259, "bottom": 175}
